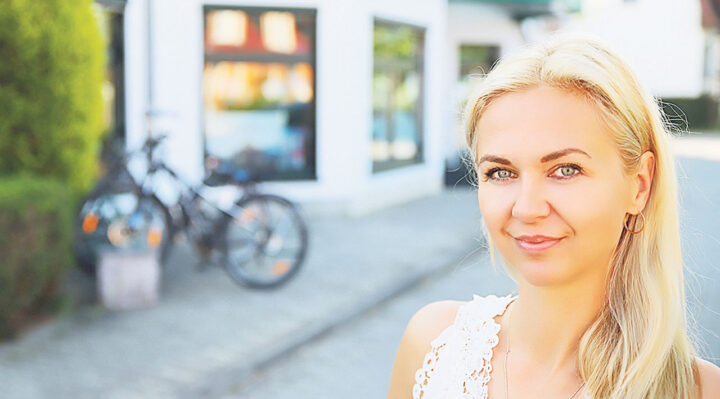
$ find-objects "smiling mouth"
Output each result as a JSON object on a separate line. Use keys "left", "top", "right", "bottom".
{"left": 514, "top": 236, "right": 565, "bottom": 253}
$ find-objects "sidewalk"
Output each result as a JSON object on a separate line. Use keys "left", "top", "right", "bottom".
{"left": 0, "top": 187, "right": 485, "bottom": 399}
{"left": 668, "top": 131, "right": 720, "bottom": 161}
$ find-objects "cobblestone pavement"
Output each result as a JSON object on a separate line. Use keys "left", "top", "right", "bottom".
{"left": 223, "top": 250, "right": 516, "bottom": 399}
{"left": 669, "top": 132, "right": 720, "bottom": 162}
{"left": 0, "top": 187, "right": 486, "bottom": 399}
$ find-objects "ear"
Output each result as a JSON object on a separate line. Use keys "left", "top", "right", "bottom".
{"left": 630, "top": 151, "right": 655, "bottom": 213}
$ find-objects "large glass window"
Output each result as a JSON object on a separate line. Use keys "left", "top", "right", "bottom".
{"left": 457, "top": 45, "right": 499, "bottom": 100}
{"left": 372, "top": 20, "right": 425, "bottom": 173}
{"left": 203, "top": 6, "right": 317, "bottom": 181}
{"left": 445, "top": 44, "right": 499, "bottom": 186}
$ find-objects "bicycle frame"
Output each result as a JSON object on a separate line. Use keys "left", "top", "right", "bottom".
{"left": 78, "top": 134, "right": 309, "bottom": 288}
{"left": 98, "top": 135, "right": 265, "bottom": 259}
{"left": 148, "top": 146, "right": 268, "bottom": 247}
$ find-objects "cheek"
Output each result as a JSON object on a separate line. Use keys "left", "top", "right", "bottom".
{"left": 552, "top": 180, "right": 627, "bottom": 255}
{"left": 477, "top": 189, "right": 514, "bottom": 231}
{"left": 478, "top": 179, "right": 627, "bottom": 256}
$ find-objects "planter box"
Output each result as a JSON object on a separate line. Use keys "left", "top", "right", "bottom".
{"left": 97, "top": 248, "right": 160, "bottom": 310}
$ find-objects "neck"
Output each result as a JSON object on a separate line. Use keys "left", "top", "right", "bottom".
{"left": 508, "top": 271, "right": 607, "bottom": 376}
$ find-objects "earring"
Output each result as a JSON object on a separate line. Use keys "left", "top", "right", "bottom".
{"left": 624, "top": 212, "right": 645, "bottom": 234}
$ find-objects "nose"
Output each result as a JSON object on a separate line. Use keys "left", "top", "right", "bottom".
{"left": 511, "top": 176, "right": 551, "bottom": 222}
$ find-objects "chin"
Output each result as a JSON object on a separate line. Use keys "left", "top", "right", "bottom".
{"left": 509, "top": 260, "right": 574, "bottom": 287}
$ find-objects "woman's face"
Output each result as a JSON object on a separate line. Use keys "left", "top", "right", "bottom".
{"left": 474, "top": 85, "right": 640, "bottom": 287}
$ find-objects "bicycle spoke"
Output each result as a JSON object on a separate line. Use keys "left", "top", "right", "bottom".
{"left": 221, "top": 194, "right": 307, "bottom": 288}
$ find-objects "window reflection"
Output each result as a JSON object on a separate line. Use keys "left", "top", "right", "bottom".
{"left": 260, "top": 12, "right": 297, "bottom": 54}
{"left": 203, "top": 7, "right": 316, "bottom": 181}
{"left": 457, "top": 45, "right": 499, "bottom": 104}
{"left": 372, "top": 21, "right": 425, "bottom": 172}
{"left": 207, "top": 10, "right": 248, "bottom": 47}
{"left": 204, "top": 62, "right": 313, "bottom": 110}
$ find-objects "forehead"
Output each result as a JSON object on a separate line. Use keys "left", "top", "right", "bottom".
{"left": 474, "top": 85, "right": 618, "bottom": 160}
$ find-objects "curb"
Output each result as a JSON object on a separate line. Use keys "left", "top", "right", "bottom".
{"left": 181, "top": 237, "right": 485, "bottom": 398}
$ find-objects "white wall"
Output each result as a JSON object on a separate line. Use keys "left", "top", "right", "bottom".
{"left": 347, "top": 0, "right": 448, "bottom": 215}
{"left": 704, "top": 30, "right": 720, "bottom": 96}
{"left": 445, "top": 2, "right": 525, "bottom": 162}
{"left": 441, "top": 0, "right": 706, "bottom": 164}
{"left": 556, "top": 0, "right": 705, "bottom": 98}
{"left": 123, "top": 0, "right": 150, "bottom": 186}
{"left": 123, "top": 0, "right": 447, "bottom": 216}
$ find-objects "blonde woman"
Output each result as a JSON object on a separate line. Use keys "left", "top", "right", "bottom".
{"left": 386, "top": 34, "right": 720, "bottom": 399}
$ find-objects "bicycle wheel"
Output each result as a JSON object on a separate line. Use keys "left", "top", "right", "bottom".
{"left": 220, "top": 194, "right": 308, "bottom": 289}
{"left": 74, "top": 184, "right": 172, "bottom": 276}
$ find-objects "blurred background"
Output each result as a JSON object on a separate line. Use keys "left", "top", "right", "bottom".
{"left": 0, "top": 0, "right": 719, "bottom": 398}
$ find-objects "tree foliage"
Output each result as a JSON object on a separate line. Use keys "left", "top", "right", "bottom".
{"left": 0, "top": 175, "right": 73, "bottom": 339}
{"left": 0, "top": 0, "right": 105, "bottom": 195}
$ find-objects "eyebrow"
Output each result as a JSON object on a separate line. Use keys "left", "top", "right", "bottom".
{"left": 476, "top": 148, "right": 592, "bottom": 166}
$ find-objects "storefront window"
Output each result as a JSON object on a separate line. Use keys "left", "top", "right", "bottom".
{"left": 372, "top": 20, "right": 425, "bottom": 173}
{"left": 445, "top": 44, "right": 500, "bottom": 186}
{"left": 457, "top": 44, "right": 499, "bottom": 102}
{"left": 203, "top": 6, "right": 317, "bottom": 181}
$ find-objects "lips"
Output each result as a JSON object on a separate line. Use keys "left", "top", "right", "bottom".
{"left": 515, "top": 235, "right": 562, "bottom": 243}
{"left": 513, "top": 234, "right": 565, "bottom": 253}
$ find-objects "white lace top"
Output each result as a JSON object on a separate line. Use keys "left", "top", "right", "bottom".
{"left": 412, "top": 294, "right": 516, "bottom": 399}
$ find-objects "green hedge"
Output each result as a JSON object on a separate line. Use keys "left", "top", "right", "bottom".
{"left": 0, "top": 175, "right": 73, "bottom": 340}
{"left": 660, "top": 95, "right": 720, "bottom": 131}
{"left": 0, "top": 0, "right": 105, "bottom": 196}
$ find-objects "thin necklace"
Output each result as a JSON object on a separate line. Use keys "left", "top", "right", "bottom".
{"left": 503, "top": 301, "right": 586, "bottom": 399}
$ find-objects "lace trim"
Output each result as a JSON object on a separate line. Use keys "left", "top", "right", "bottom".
{"left": 412, "top": 294, "right": 515, "bottom": 399}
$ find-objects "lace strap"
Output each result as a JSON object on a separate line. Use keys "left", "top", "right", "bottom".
{"left": 412, "top": 294, "right": 515, "bottom": 399}
{"left": 413, "top": 302, "right": 465, "bottom": 398}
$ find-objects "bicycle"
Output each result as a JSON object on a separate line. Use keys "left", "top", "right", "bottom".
{"left": 74, "top": 134, "right": 309, "bottom": 289}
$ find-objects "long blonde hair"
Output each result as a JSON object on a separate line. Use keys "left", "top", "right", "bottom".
{"left": 462, "top": 34, "right": 697, "bottom": 398}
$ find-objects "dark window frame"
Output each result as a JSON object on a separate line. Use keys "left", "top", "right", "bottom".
{"left": 96, "top": 0, "right": 126, "bottom": 13}
{"left": 458, "top": 43, "right": 500, "bottom": 78}
{"left": 202, "top": 5, "right": 318, "bottom": 182}
{"left": 95, "top": 0, "right": 127, "bottom": 155}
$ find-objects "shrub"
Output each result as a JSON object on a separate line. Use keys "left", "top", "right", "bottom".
{"left": 0, "top": 0, "right": 105, "bottom": 196}
{"left": 0, "top": 175, "right": 73, "bottom": 340}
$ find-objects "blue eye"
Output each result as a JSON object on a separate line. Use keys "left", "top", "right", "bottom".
{"left": 482, "top": 163, "right": 583, "bottom": 182}
{"left": 553, "top": 164, "right": 582, "bottom": 179}
{"left": 484, "top": 168, "right": 515, "bottom": 181}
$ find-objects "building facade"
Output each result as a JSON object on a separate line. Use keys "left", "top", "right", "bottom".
{"left": 96, "top": 0, "right": 448, "bottom": 216}
{"left": 443, "top": 0, "right": 720, "bottom": 185}
{"left": 95, "top": 0, "right": 719, "bottom": 213}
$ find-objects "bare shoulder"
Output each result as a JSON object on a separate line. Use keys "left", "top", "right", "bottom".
{"left": 405, "top": 299, "right": 465, "bottom": 347}
{"left": 696, "top": 357, "right": 720, "bottom": 399}
{"left": 385, "top": 299, "right": 466, "bottom": 399}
